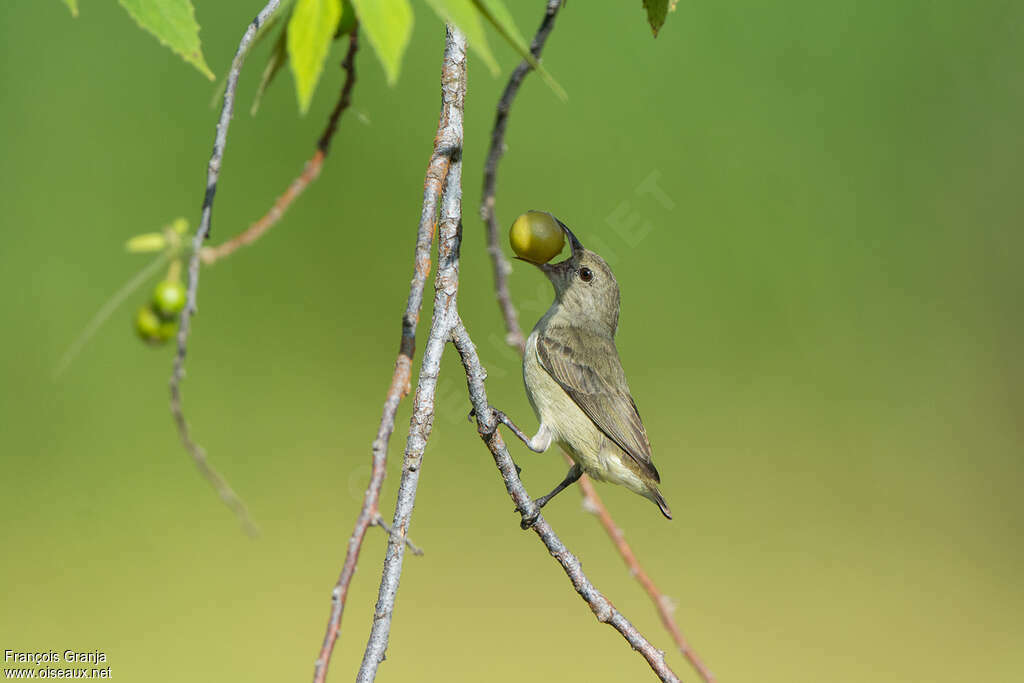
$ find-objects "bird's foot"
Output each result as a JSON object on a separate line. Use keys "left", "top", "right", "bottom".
{"left": 468, "top": 405, "right": 498, "bottom": 437}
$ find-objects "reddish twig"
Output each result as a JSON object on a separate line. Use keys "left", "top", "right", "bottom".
{"left": 580, "top": 475, "right": 716, "bottom": 682}
{"left": 478, "top": 2, "right": 715, "bottom": 681}
{"left": 202, "top": 30, "right": 359, "bottom": 266}
{"left": 200, "top": 150, "right": 324, "bottom": 265}
{"left": 311, "top": 29, "right": 450, "bottom": 683}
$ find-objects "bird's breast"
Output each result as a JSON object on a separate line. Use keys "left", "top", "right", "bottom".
{"left": 523, "top": 330, "right": 602, "bottom": 460}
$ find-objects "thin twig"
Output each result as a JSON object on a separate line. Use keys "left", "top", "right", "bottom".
{"left": 480, "top": 0, "right": 562, "bottom": 354}
{"left": 478, "top": 2, "right": 714, "bottom": 681}
{"left": 169, "top": 0, "right": 284, "bottom": 537}
{"left": 310, "top": 29, "right": 453, "bottom": 683}
{"left": 372, "top": 514, "right": 424, "bottom": 556}
{"left": 52, "top": 250, "right": 170, "bottom": 380}
{"left": 356, "top": 25, "right": 467, "bottom": 683}
{"left": 316, "top": 28, "right": 359, "bottom": 155}
{"left": 202, "top": 29, "right": 359, "bottom": 266}
{"left": 453, "top": 322, "right": 680, "bottom": 683}
{"left": 579, "top": 474, "right": 716, "bottom": 682}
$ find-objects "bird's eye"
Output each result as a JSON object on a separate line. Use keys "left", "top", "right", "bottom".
{"left": 578, "top": 267, "right": 593, "bottom": 282}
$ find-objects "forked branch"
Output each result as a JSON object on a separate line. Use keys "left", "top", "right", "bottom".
{"left": 355, "top": 25, "right": 468, "bottom": 683}
{"left": 202, "top": 30, "right": 359, "bottom": 266}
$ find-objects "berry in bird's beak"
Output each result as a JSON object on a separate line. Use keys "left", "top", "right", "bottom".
{"left": 510, "top": 211, "right": 566, "bottom": 265}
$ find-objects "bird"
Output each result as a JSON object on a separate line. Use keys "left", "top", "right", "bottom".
{"left": 489, "top": 215, "right": 671, "bottom": 525}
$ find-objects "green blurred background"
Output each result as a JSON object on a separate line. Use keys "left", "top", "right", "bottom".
{"left": 2, "top": 1, "right": 1022, "bottom": 681}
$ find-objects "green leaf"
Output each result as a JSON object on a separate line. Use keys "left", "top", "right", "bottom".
{"left": 350, "top": 0, "right": 413, "bottom": 86}
{"left": 424, "top": 0, "right": 498, "bottom": 76}
{"left": 288, "top": 0, "right": 343, "bottom": 114}
{"left": 336, "top": 0, "right": 357, "bottom": 36}
{"left": 642, "top": 0, "right": 678, "bottom": 37}
{"left": 117, "top": 0, "right": 215, "bottom": 80}
{"left": 62, "top": 0, "right": 79, "bottom": 18}
{"left": 252, "top": 25, "right": 290, "bottom": 114}
{"left": 471, "top": 0, "right": 565, "bottom": 100}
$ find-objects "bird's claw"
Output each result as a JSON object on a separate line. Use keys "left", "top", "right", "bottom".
{"left": 515, "top": 502, "right": 540, "bottom": 530}
{"left": 469, "top": 405, "right": 503, "bottom": 437}
{"left": 520, "top": 510, "right": 540, "bottom": 530}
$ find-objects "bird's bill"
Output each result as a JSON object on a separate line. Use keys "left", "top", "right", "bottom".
{"left": 514, "top": 254, "right": 569, "bottom": 279}
{"left": 551, "top": 216, "right": 585, "bottom": 258}
{"left": 537, "top": 258, "right": 573, "bottom": 279}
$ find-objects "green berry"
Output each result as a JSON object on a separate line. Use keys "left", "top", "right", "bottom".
{"left": 153, "top": 280, "right": 186, "bottom": 318}
{"left": 135, "top": 306, "right": 161, "bottom": 343}
{"left": 156, "top": 317, "right": 176, "bottom": 342}
{"left": 135, "top": 305, "right": 176, "bottom": 345}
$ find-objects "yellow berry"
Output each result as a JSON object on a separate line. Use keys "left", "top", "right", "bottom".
{"left": 509, "top": 211, "right": 565, "bottom": 264}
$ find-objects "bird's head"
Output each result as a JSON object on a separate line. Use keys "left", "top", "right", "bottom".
{"left": 529, "top": 217, "right": 621, "bottom": 334}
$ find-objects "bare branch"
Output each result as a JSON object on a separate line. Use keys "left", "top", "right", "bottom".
{"left": 311, "top": 63, "right": 456, "bottom": 683}
{"left": 480, "top": 0, "right": 563, "bottom": 354}
{"left": 169, "top": 0, "right": 284, "bottom": 536}
{"left": 477, "top": 2, "right": 715, "bottom": 680}
{"left": 202, "top": 30, "right": 359, "bottom": 266}
{"left": 452, "top": 322, "right": 680, "bottom": 683}
{"left": 310, "top": 26, "right": 456, "bottom": 682}
{"left": 356, "top": 25, "right": 467, "bottom": 683}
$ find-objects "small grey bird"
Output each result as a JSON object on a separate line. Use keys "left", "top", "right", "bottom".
{"left": 491, "top": 216, "right": 671, "bottom": 522}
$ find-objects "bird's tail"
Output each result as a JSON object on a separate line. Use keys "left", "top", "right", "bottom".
{"left": 651, "top": 488, "right": 672, "bottom": 520}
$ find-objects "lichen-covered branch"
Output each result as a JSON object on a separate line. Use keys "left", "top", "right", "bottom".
{"left": 202, "top": 29, "right": 359, "bottom": 266}
{"left": 311, "top": 27, "right": 456, "bottom": 683}
{"left": 169, "top": 0, "right": 283, "bottom": 537}
{"left": 355, "top": 25, "right": 467, "bottom": 683}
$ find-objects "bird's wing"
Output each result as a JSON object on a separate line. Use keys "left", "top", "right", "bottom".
{"left": 537, "top": 325, "right": 659, "bottom": 482}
